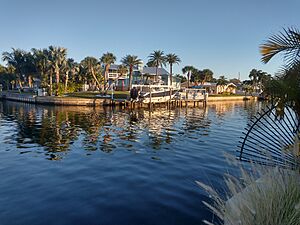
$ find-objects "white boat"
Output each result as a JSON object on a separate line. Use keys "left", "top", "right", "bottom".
{"left": 131, "top": 85, "right": 178, "bottom": 103}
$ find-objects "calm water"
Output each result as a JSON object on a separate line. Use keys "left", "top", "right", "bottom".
{"left": 0, "top": 100, "right": 262, "bottom": 225}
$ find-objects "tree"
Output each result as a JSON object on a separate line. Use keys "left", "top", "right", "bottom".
{"left": 32, "top": 48, "right": 50, "bottom": 89}
{"left": 2, "top": 48, "right": 28, "bottom": 89}
{"left": 0, "top": 65, "right": 15, "bottom": 90}
{"left": 48, "top": 46, "right": 67, "bottom": 95}
{"left": 229, "top": 78, "right": 241, "bottom": 85}
{"left": 165, "top": 53, "right": 181, "bottom": 85}
{"left": 182, "top": 66, "right": 195, "bottom": 87}
{"left": 217, "top": 76, "right": 228, "bottom": 85}
{"left": 202, "top": 69, "right": 214, "bottom": 83}
{"left": 260, "top": 27, "right": 300, "bottom": 68}
{"left": 261, "top": 27, "right": 300, "bottom": 115}
{"left": 148, "top": 50, "right": 166, "bottom": 81}
{"left": 63, "top": 58, "right": 78, "bottom": 92}
{"left": 100, "top": 52, "right": 116, "bottom": 90}
{"left": 121, "top": 55, "right": 142, "bottom": 90}
{"left": 80, "top": 57, "right": 102, "bottom": 90}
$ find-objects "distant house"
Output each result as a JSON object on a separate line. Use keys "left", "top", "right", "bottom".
{"left": 201, "top": 82, "right": 217, "bottom": 94}
{"left": 109, "top": 66, "right": 180, "bottom": 90}
{"left": 217, "top": 83, "right": 237, "bottom": 94}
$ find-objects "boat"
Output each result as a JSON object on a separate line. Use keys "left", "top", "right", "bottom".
{"left": 131, "top": 84, "right": 178, "bottom": 103}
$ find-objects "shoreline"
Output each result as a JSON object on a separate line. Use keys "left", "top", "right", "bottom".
{"left": 0, "top": 92, "right": 257, "bottom": 107}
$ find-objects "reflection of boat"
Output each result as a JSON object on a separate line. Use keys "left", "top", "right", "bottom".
{"left": 132, "top": 85, "right": 178, "bottom": 103}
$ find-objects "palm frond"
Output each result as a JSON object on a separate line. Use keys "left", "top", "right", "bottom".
{"left": 260, "top": 27, "right": 300, "bottom": 68}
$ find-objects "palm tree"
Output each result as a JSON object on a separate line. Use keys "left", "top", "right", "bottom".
{"left": 202, "top": 69, "right": 214, "bottom": 84}
{"left": 166, "top": 53, "right": 181, "bottom": 86}
{"left": 217, "top": 75, "right": 228, "bottom": 85}
{"left": 100, "top": 52, "right": 116, "bottom": 90}
{"left": 121, "top": 55, "right": 142, "bottom": 90}
{"left": 80, "top": 57, "right": 102, "bottom": 90}
{"left": 2, "top": 48, "right": 27, "bottom": 89}
{"left": 32, "top": 48, "right": 51, "bottom": 89}
{"left": 260, "top": 27, "right": 300, "bottom": 68}
{"left": 182, "top": 65, "right": 195, "bottom": 88}
{"left": 63, "top": 58, "right": 77, "bottom": 92}
{"left": 48, "top": 46, "right": 67, "bottom": 95}
{"left": 148, "top": 50, "right": 166, "bottom": 81}
{"left": 117, "top": 65, "right": 128, "bottom": 91}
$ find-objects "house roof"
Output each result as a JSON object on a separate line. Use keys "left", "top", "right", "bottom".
{"left": 202, "top": 82, "right": 217, "bottom": 87}
{"left": 108, "top": 64, "right": 140, "bottom": 71}
{"left": 142, "top": 67, "right": 169, "bottom": 75}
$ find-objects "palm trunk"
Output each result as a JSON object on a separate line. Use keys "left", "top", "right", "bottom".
{"left": 55, "top": 69, "right": 59, "bottom": 96}
{"left": 187, "top": 71, "right": 190, "bottom": 88}
{"left": 49, "top": 71, "right": 53, "bottom": 96}
{"left": 155, "top": 66, "right": 158, "bottom": 82}
{"left": 28, "top": 75, "right": 32, "bottom": 88}
{"left": 64, "top": 72, "right": 69, "bottom": 93}
{"left": 91, "top": 67, "right": 102, "bottom": 91}
{"left": 104, "top": 64, "right": 110, "bottom": 91}
{"left": 129, "top": 66, "right": 133, "bottom": 90}
{"left": 169, "top": 64, "right": 173, "bottom": 86}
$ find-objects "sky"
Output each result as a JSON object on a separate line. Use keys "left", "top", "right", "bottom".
{"left": 0, "top": 0, "right": 299, "bottom": 80}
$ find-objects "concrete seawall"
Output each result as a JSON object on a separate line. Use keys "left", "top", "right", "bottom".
{"left": 0, "top": 92, "right": 110, "bottom": 106}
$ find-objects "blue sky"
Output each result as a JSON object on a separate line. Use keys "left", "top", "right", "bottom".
{"left": 0, "top": 0, "right": 299, "bottom": 80}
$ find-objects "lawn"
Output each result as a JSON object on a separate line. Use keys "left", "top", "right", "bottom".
{"left": 67, "top": 91, "right": 129, "bottom": 99}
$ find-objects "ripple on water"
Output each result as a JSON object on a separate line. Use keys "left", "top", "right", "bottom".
{"left": 0, "top": 100, "right": 262, "bottom": 225}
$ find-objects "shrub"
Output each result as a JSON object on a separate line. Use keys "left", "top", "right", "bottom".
{"left": 198, "top": 153, "right": 300, "bottom": 225}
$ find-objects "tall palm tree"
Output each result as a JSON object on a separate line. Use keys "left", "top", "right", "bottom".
{"left": 63, "top": 58, "right": 77, "bottom": 92}
{"left": 100, "top": 52, "right": 116, "bottom": 90}
{"left": 166, "top": 53, "right": 181, "bottom": 86}
{"left": 121, "top": 55, "right": 142, "bottom": 90}
{"left": 260, "top": 27, "right": 300, "bottom": 68}
{"left": 148, "top": 50, "right": 166, "bottom": 81}
{"left": 182, "top": 65, "right": 195, "bottom": 88}
{"left": 48, "top": 46, "right": 67, "bottom": 95}
{"left": 80, "top": 57, "right": 102, "bottom": 90}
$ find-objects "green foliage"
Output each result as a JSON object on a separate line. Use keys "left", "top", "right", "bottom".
{"left": 148, "top": 50, "right": 166, "bottom": 68}
{"left": 264, "top": 66, "right": 300, "bottom": 115}
{"left": 217, "top": 76, "right": 228, "bottom": 85}
{"left": 261, "top": 28, "right": 300, "bottom": 116}
{"left": 121, "top": 55, "right": 142, "bottom": 88}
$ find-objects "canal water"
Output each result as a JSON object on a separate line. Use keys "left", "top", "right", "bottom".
{"left": 0, "top": 100, "right": 263, "bottom": 225}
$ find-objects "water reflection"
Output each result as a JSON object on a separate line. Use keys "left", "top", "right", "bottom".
{"left": 0, "top": 100, "right": 262, "bottom": 160}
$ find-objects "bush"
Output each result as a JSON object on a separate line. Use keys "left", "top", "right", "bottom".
{"left": 198, "top": 153, "right": 300, "bottom": 225}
